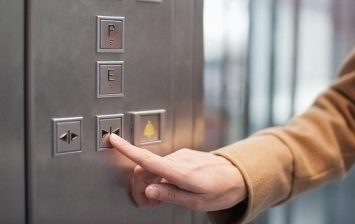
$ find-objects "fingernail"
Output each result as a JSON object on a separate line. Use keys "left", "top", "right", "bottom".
{"left": 110, "top": 133, "right": 120, "bottom": 142}
{"left": 146, "top": 185, "right": 159, "bottom": 199}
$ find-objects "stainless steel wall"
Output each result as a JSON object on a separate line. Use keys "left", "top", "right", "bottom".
{"left": 1, "top": 0, "right": 203, "bottom": 223}
{"left": 0, "top": 0, "right": 26, "bottom": 223}
{"left": 25, "top": 0, "right": 203, "bottom": 223}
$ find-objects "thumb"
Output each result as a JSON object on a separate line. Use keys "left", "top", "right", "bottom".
{"left": 145, "top": 184, "right": 199, "bottom": 209}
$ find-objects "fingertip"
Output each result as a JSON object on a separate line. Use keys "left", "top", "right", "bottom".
{"left": 145, "top": 185, "right": 160, "bottom": 200}
{"left": 110, "top": 133, "right": 121, "bottom": 142}
{"left": 109, "top": 134, "right": 127, "bottom": 153}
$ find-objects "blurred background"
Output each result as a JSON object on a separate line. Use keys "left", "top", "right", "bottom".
{"left": 203, "top": 0, "right": 355, "bottom": 223}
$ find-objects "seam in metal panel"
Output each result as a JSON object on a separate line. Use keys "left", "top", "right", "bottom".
{"left": 25, "top": 0, "right": 34, "bottom": 223}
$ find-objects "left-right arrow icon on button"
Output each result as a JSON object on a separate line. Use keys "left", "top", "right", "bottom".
{"left": 60, "top": 131, "right": 78, "bottom": 144}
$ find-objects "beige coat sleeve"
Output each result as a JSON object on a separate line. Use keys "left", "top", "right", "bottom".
{"left": 208, "top": 50, "right": 355, "bottom": 224}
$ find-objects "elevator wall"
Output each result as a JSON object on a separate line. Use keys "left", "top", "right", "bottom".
{"left": 25, "top": 0, "right": 203, "bottom": 223}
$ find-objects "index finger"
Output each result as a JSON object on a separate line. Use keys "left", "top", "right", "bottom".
{"left": 110, "top": 134, "right": 183, "bottom": 183}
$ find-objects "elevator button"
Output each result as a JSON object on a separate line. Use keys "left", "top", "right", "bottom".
{"left": 97, "top": 16, "right": 124, "bottom": 53}
{"left": 130, "top": 109, "right": 165, "bottom": 146}
{"left": 52, "top": 117, "right": 83, "bottom": 156}
{"left": 97, "top": 114, "right": 124, "bottom": 151}
{"left": 97, "top": 61, "right": 124, "bottom": 98}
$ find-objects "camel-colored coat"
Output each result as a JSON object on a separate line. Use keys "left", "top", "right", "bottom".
{"left": 209, "top": 49, "right": 355, "bottom": 223}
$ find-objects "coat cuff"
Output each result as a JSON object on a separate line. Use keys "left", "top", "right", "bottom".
{"left": 208, "top": 134, "right": 293, "bottom": 224}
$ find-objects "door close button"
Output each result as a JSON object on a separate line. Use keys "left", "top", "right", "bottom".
{"left": 97, "top": 114, "right": 124, "bottom": 151}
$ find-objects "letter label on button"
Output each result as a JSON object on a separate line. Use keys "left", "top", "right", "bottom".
{"left": 108, "top": 69, "right": 115, "bottom": 81}
{"left": 108, "top": 24, "right": 115, "bottom": 37}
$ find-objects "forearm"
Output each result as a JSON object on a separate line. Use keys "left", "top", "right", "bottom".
{"left": 210, "top": 71, "right": 355, "bottom": 223}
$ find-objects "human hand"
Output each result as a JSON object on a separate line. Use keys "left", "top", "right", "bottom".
{"left": 110, "top": 134, "right": 247, "bottom": 212}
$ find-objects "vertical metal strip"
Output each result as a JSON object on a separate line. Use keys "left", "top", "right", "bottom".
{"left": 284, "top": 0, "right": 301, "bottom": 224}
{"left": 244, "top": 0, "right": 254, "bottom": 137}
{"left": 325, "top": 2, "right": 339, "bottom": 223}
{"left": 267, "top": 0, "right": 278, "bottom": 127}
{"left": 220, "top": 0, "right": 230, "bottom": 145}
{"left": 191, "top": 0, "right": 205, "bottom": 223}
{"left": 289, "top": 0, "right": 301, "bottom": 118}
{"left": 25, "top": 0, "right": 34, "bottom": 223}
{"left": 192, "top": 0, "right": 204, "bottom": 151}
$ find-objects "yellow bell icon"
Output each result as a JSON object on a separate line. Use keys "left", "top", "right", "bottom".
{"left": 143, "top": 120, "right": 155, "bottom": 138}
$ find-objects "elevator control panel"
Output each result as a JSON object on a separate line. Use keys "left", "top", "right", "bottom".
{"left": 52, "top": 117, "right": 83, "bottom": 156}
{"left": 97, "top": 16, "right": 124, "bottom": 53}
{"left": 52, "top": 15, "right": 166, "bottom": 156}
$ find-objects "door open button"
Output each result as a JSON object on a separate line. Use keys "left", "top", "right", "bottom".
{"left": 53, "top": 117, "right": 83, "bottom": 156}
{"left": 97, "top": 114, "right": 124, "bottom": 151}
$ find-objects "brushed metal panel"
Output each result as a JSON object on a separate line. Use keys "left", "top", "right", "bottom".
{"left": 0, "top": 0, "right": 26, "bottom": 223}
{"left": 27, "top": 0, "right": 203, "bottom": 223}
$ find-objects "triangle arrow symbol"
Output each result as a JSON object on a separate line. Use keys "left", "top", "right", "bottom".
{"left": 113, "top": 128, "right": 120, "bottom": 136}
{"left": 70, "top": 133, "right": 78, "bottom": 141}
{"left": 60, "top": 133, "right": 68, "bottom": 142}
{"left": 102, "top": 130, "right": 109, "bottom": 138}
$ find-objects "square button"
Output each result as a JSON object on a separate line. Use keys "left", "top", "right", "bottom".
{"left": 97, "top": 61, "right": 124, "bottom": 98}
{"left": 97, "top": 114, "right": 124, "bottom": 151}
{"left": 130, "top": 110, "right": 165, "bottom": 146}
{"left": 97, "top": 16, "right": 124, "bottom": 53}
{"left": 52, "top": 117, "right": 83, "bottom": 156}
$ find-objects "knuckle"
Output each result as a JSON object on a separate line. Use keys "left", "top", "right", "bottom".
{"left": 133, "top": 165, "right": 143, "bottom": 176}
